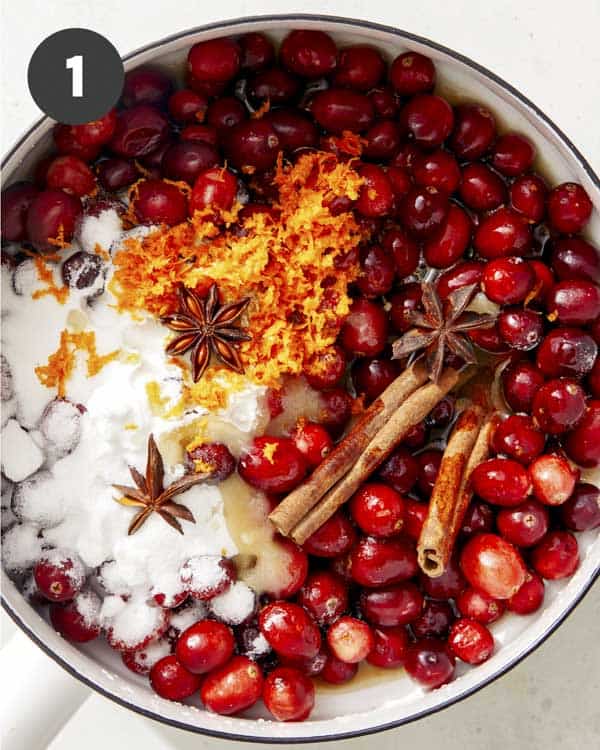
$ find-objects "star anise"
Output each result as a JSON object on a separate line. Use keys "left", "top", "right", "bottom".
{"left": 113, "top": 434, "right": 208, "bottom": 535}
{"left": 160, "top": 284, "right": 252, "bottom": 382}
{"left": 392, "top": 282, "right": 497, "bottom": 383}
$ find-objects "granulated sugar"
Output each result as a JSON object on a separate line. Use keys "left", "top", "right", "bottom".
{"left": 208, "top": 581, "right": 256, "bottom": 625}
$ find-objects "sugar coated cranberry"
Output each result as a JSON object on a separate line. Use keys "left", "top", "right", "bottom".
{"left": 188, "top": 37, "right": 240, "bottom": 83}
{"left": 448, "top": 619, "right": 494, "bottom": 665}
{"left": 61, "top": 251, "right": 104, "bottom": 290}
{"left": 560, "top": 483, "right": 600, "bottom": 531}
{"left": 310, "top": 89, "right": 374, "bottom": 134}
{"left": 266, "top": 109, "right": 318, "bottom": 151}
{"left": 352, "top": 358, "right": 400, "bottom": 402}
{"left": 134, "top": 179, "right": 188, "bottom": 226}
{"left": 303, "top": 510, "right": 357, "bottom": 558}
{"left": 390, "top": 283, "right": 423, "bottom": 333}
{"left": 459, "top": 162, "right": 507, "bottom": 212}
{"left": 412, "top": 149, "right": 461, "bottom": 194}
{"left": 349, "top": 536, "right": 418, "bottom": 588}
{"left": 532, "top": 378, "right": 586, "bottom": 434}
{"left": 97, "top": 158, "right": 138, "bottom": 191}
{"left": 474, "top": 207, "right": 532, "bottom": 259}
{"left": 450, "top": 104, "right": 496, "bottom": 160}
{"left": 367, "top": 625, "right": 409, "bottom": 668}
{"left": 162, "top": 141, "right": 219, "bottom": 184}
{"left": 280, "top": 30, "right": 337, "bottom": 78}
{"left": 239, "top": 436, "right": 306, "bottom": 494}
{"left": 180, "top": 555, "right": 235, "bottom": 600}
{"left": 238, "top": 32, "right": 275, "bottom": 72}
{"left": 298, "top": 570, "right": 348, "bottom": 626}
{"left": 49, "top": 592, "right": 101, "bottom": 642}
{"left": 547, "top": 280, "right": 600, "bottom": 326}
{"left": 551, "top": 237, "right": 600, "bottom": 284}
{"left": 460, "top": 533, "right": 527, "bottom": 599}
{"left": 263, "top": 666, "right": 315, "bottom": 722}
{"left": 291, "top": 421, "right": 333, "bottom": 467}
{"left": 529, "top": 453, "right": 578, "bottom": 506}
{"left": 26, "top": 189, "right": 82, "bottom": 251}
{"left": 225, "top": 120, "right": 280, "bottom": 171}
{"left": 168, "top": 89, "right": 208, "bottom": 123}
{"left": 1, "top": 182, "right": 39, "bottom": 242}
{"left": 34, "top": 550, "right": 85, "bottom": 602}
{"left": 461, "top": 499, "right": 495, "bottom": 538}
{"left": 400, "top": 94, "right": 454, "bottom": 148}
{"left": 492, "top": 415, "right": 545, "bottom": 464}
{"left": 491, "top": 133, "right": 535, "bottom": 176}
{"left": 456, "top": 588, "right": 504, "bottom": 624}
{"left": 350, "top": 482, "right": 405, "bottom": 538}
{"left": 536, "top": 327, "right": 597, "bottom": 378}
{"left": 191, "top": 167, "right": 239, "bottom": 213}
{"left": 507, "top": 570, "right": 545, "bottom": 614}
{"left": 201, "top": 655, "right": 263, "bottom": 715}
{"left": 404, "top": 638, "right": 455, "bottom": 689}
{"left": 510, "top": 173, "right": 547, "bottom": 222}
{"left": 496, "top": 500, "right": 549, "bottom": 547}
{"left": 150, "top": 655, "right": 201, "bottom": 701}
{"left": 419, "top": 555, "right": 466, "bottom": 600}
{"left": 378, "top": 447, "right": 418, "bottom": 494}
{"left": 531, "top": 530, "right": 579, "bottom": 580}
{"left": 109, "top": 105, "right": 169, "bottom": 158}
{"left": 498, "top": 308, "right": 544, "bottom": 351}
{"left": 424, "top": 204, "right": 471, "bottom": 269}
{"left": 327, "top": 616, "right": 375, "bottom": 663}
{"left": 482, "top": 257, "right": 535, "bottom": 305}
{"left": 502, "top": 361, "right": 545, "bottom": 412}
{"left": 399, "top": 186, "right": 449, "bottom": 239}
{"left": 334, "top": 45, "right": 385, "bottom": 90}
{"left": 340, "top": 298, "right": 388, "bottom": 356}
{"left": 259, "top": 601, "right": 321, "bottom": 659}
{"left": 321, "top": 653, "right": 358, "bottom": 684}
{"left": 411, "top": 600, "right": 454, "bottom": 639}
{"left": 176, "top": 619, "right": 234, "bottom": 674}
{"left": 547, "top": 182, "right": 593, "bottom": 234}
{"left": 565, "top": 400, "right": 600, "bottom": 467}
{"left": 360, "top": 582, "right": 423, "bottom": 627}
{"left": 471, "top": 458, "right": 531, "bottom": 506}
{"left": 305, "top": 345, "right": 346, "bottom": 390}
{"left": 184, "top": 441, "right": 235, "bottom": 481}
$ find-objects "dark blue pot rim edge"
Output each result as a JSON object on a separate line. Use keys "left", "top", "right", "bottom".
{"left": 1, "top": 12, "right": 600, "bottom": 744}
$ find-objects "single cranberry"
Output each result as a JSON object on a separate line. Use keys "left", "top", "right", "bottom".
{"left": 1, "top": 182, "right": 39, "bottom": 242}
{"left": 225, "top": 120, "right": 280, "bottom": 171}
{"left": 321, "top": 652, "right": 359, "bottom": 684}
{"left": 97, "top": 158, "right": 138, "bottom": 191}
{"left": 238, "top": 32, "right": 275, "bottom": 72}
{"left": 491, "top": 133, "right": 535, "bottom": 176}
{"left": 402, "top": 421, "right": 429, "bottom": 450}
{"left": 49, "top": 596, "right": 101, "bottom": 643}
{"left": 437, "top": 261, "right": 484, "bottom": 300}
{"left": 122, "top": 67, "right": 172, "bottom": 108}
{"left": 448, "top": 618, "right": 494, "bottom": 665}
{"left": 412, "top": 149, "right": 460, "bottom": 194}
{"left": 404, "top": 638, "right": 455, "bottom": 689}
{"left": 150, "top": 655, "right": 201, "bottom": 701}
{"left": 390, "top": 52, "right": 435, "bottom": 95}
{"left": 190, "top": 167, "right": 238, "bottom": 212}
{"left": 461, "top": 499, "right": 495, "bottom": 537}
{"left": 239, "top": 436, "right": 306, "bottom": 494}
{"left": 259, "top": 601, "right": 321, "bottom": 659}
{"left": 205, "top": 96, "right": 247, "bottom": 132}
{"left": 176, "top": 620, "right": 235, "bottom": 674}
{"left": 109, "top": 105, "right": 170, "bottom": 158}
{"left": 456, "top": 588, "right": 504, "bottom": 624}
{"left": 416, "top": 449, "right": 443, "bottom": 497}
{"left": 482, "top": 257, "right": 535, "bottom": 305}
{"left": 360, "top": 583, "right": 423, "bottom": 627}
{"left": 531, "top": 530, "right": 579, "bottom": 580}
{"left": 355, "top": 164, "right": 394, "bottom": 218}
{"left": 140, "top": 138, "right": 173, "bottom": 170}
{"left": 350, "top": 482, "right": 405, "bottom": 538}
{"left": 547, "top": 280, "right": 600, "bottom": 326}
{"left": 53, "top": 124, "right": 101, "bottom": 161}
{"left": 560, "top": 483, "right": 600, "bottom": 530}
{"left": 507, "top": 570, "right": 545, "bottom": 614}
{"left": 498, "top": 308, "right": 544, "bottom": 351}
{"left": 71, "top": 109, "right": 117, "bottom": 146}
{"left": 317, "top": 388, "right": 353, "bottom": 437}
{"left": 266, "top": 109, "right": 318, "bottom": 152}
{"left": 349, "top": 536, "right": 418, "bottom": 588}
{"left": 278, "top": 647, "right": 328, "bottom": 679}
{"left": 469, "top": 322, "right": 510, "bottom": 353}
{"left": 363, "top": 120, "right": 401, "bottom": 161}
{"left": 389, "top": 283, "right": 423, "bottom": 333}
{"left": 333, "top": 45, "right": 384, "bottom": 90}
{"left": 502, "top": 361, "right": 546, "bottom": 412}
{"left": 180, "top": 555, "right": 235, "bottom": 600}
{"left": 378, "top": 447, "right": 419, "bottom": 494}
{"left": 392, "top": 141, "right": 422, "bottom": 171}
{"left": 529, "top": 453, "right": 578, "bottom": 506}
{"left": 459, "top": 162, "right": 506, "bottom": 212}
{"left": 298, "top": 570, "right": 348, "bottom": 626}
{"left": 551, "top": 237, "right": 600, "bottom": 284}
{"left": 201, "top": 655, "right": 263, "bottom": 715}
{"left": 460, "top": 533, "right": 527, "bottom": 599}
{"left": 249, "top": 68, "right": 301, "bottom": 106}
{"left": 411, "top": 600, "right": 454, "bottom": 639}
{"left": 187, "top": 73, "right": 227, "bottom": 98}
{"left": 352, "top": 358, "right": 400, "bottom": 402}
{"left": 340, "top": 298, "right": 388, "bottom": 357}
{"left": 547, "top": 182, "right": 593, "bottom": 234}
{"left": 311, "top": 88, "right": 374, "bottom": 134}
{"left": 532, "top": 378, "right": 586, "bottom": 434}
{"left": 449, "top": 104, "right": 496, "bottom": 160}
{"left": 188, "top": 37, "right": 240, "bottom": 83}
{"left": 399, "top": 186, "right": 449, "bottom": 239}
{"left": 366, "top": 626, "right": 409, "bottom": 668}
{"left": 291, "top": 421, "right": 333, "bottom": 467}
{"left": 471, "top": 458, "right": 531, "bottom": 507}
{"left": 369, "top": 85, "right": 400, "bottom": 119}
{"left": 536, "top": 327, "right": 597, "bottom": 378}
{"left": 400, "top": 94, "right": 454, "bottom": 148}
{"left": 265, "top": 536, "right": 308, "bottom": 599}
{"left": 280, "top": 30, "right": 337, "bottom": 78}
{"left": 161, "top": 142, "right": 219, "bottom": 184}
{"left": 528, "top": 260, "right": 556, "bottom": 306}
{"left": 180, "top": 124, "right": 219, "bottom": 145}
{"left": 565, "top": 400, "right": 600, "bottom": 467}
{"left": 305, "top": 345, "right": 346, "bottom": 390}
{"left": 168, "top": 89, "right": 208, "bottom": 123}
{"left": 496, "top": 499, "right": 549, "bottom": 547}
{"left": 423, "top": 203, "right": 471, "bottom": 269}
{"left": 386, "top": 166, "right": 412, "bottom": 203}
{"left": 403, "top": 499, "right": 428, "bottom": 541}
{"left": 327, "top": 616, "right": 375, "bottom": 663}
{"left": 134, "top": 179, "right": 187, "bottom": 226}
{"left": 303, "top": 510, "right": 357, "bottom": 558}
{"left": 61, "top": 251, "right": 104, "bottom": 290}
{"left": 26, "top": 189, "right": 82, "bottom": 251}
{"left": 474, "top": 207, "right": 532, "bottom": 259}
{"left": 184, "top": 441, "right": 236, "bottom": 481}
{"left": 263, "top": 667, "right": 314, "bottom": 722}
{"left": 492, "top": 415, "right": 545, "bottom": 464}
{"left": 510, "top": 173, "right": 547, "bottom": 222}
{"left": 419, "top": 555, "right": 467, "bottom": 600}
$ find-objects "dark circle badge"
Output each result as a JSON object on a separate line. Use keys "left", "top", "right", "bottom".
{"left": 28, "top": 28, "right": 124, "bottom": 125}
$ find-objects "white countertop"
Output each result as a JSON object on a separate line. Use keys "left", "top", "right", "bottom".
{"left": 2, "top": 1, "right": 599, "bottom": 748}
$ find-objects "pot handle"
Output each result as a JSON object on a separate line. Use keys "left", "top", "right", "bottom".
{"left": 0, "top": 629, "right": 90, "bottom": 750}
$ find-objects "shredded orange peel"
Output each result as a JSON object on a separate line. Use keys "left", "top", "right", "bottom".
{"left": 32, "top": 256, "right": 69, "bottom": 304}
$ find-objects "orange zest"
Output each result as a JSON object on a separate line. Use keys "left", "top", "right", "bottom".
{"left": 32, "top": 256, "right": 69, "bottom": 304}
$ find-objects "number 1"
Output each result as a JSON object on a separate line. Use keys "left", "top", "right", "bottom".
{"left": 66, "top": 55, "right": 83, "bottom": 97}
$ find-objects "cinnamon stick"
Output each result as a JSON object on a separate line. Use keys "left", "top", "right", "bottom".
{"left": 269, "top": 361, "right": 429, "bottom": 536}
{"left": 289, "top": 367, "right": 461, "bottom": 545}
{"left": 417, "top": 404, "right": 487, "bottom": 577}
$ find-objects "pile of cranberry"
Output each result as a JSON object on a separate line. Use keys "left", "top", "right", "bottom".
{"left": 3, "top": 28, "right": 599, "bottom": 723}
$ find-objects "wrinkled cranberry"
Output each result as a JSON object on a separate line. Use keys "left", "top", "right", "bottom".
{"left": 109, "top": 105, "right": 170, "bottom": 158}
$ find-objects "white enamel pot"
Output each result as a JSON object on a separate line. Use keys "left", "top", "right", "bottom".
{"left": 2, "top": 13, "right": 600, "bottom": 746}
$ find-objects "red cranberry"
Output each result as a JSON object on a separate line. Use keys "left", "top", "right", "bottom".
{"left": 532, "top": 378, "right": 586, "bottom": 434}
{"left": 327, "top": 616, "right": 375, "bottom": 663}
{"left": 349, "top": 536, "right": 418, "bottom": 588}
{"left": 266, "top": 109, "right": 318, "bottom": 152}
{"left": 180, "top": 124, "right": 219, "bottom": 145}
{"left": 53, "top": 124, "right": 100, "bottom": 161}
{"left": 367, "top": 626, "right": 409, "bottom": 668}
{"left": 363, "top": 120, "right": 401, "bottom": 161}
{"left": 334, "top": 45, "right": 385, "bottom": 90}
{"left": 560, "top": 483, "right": 600, "bottom": 531}
{"left": 403, "top": 499, "right": 428, "bottom": 540}
{"left": 547, "top": 182, "right": 593, "bottom": 234}
{"left": 239, "top": 436, "right": 306, "bottom": 494}
{"left": 390, "top": 283, "right": 423, "bottom": 333}
{"left": 411, "top": 600, "right": 454, "bottom": 639}
{"left": 399, "top": 186, "right": 449, "bottom": 239}
{"left": 123, "top": 67, "right": 172, "bottom": 108}
{"left": 340, "top": 298, "right": 388, "bottom": 357}
{"left": 305, "top": 345, "right": 346, "bottom": 390}
{"left": 416, "top": 449, "right": 443, "bottom": 497}
{"left": 201, "top": 655, "right": 263, "bottom": 715}
{"left": 423, "top": 203, "right": 471, "bottom": 269}
{"left": 496, "top": 499, "right": 549, "bottom": 547}
{"left": 469, "top": 322, "right": 510, "bottom": 353}
{"left": 448, "top": 619, "right": 494, "bottom": 665}
{"left": 492, "top": 415, "right": 545, "bottom": 464}
{"left": 49, "top": 596, "right": 101, "bottom": 643}
{"left": 531, "top": 530, "right": 579, "bottom": 579}
{"left": 460, "top": 533, "right": 527, "bottom": 599}
{"left": 565, "top": 400, "right": 600, "bottom": 467}
{"left": 529, "top": 453, "right": 578, "bottom": 506}
{"left": 150, "top": 655, "right": 201, "bottom": 701}
{"left": 403, "top": 422, "right": 429, "bottom": 449}
{"left": 459, "top": 162, "right": 507, "bottom": 212}
{"left": 356, "top": 164, "right": 394, "bottom": 218}
{"left": 360, "top": 583, "right": 423, "bottom": 627}
{"left": 298, "top": 570, "right": 348, "bottom": 626}
{"left": 71, "top": 109, "right": 117, "bottom": 146}
{"left": 109, "top": 105, "right": 170, "bottom": 158}
{"left": 471, "top": 458, "right": 531, "bottom": 506}
{"left": 26, "top": 189, "right": 81, "bottom": 251}
{"left": 350, "top": 482, "right": 405, "bottom": 538}
{"left": 450, "top": 104, "right": 496, "bottom": 160}
{"left": 61, "top": 251, "right": 104, "bottom": 290}
{"left": 268, "top": 536, "right": 309, "bottom": 599}
{"left": 191, "top": 167, "right": 238, "bottom": 212}
{"left": 536, "top": 327, "right": 597, "bottom": 378}
{"left": 259, "top": 601, "right": 321, "bottom": 659}
{"left": 482, "top": 257, "right": 535, "bottom": 305}
{"left": 205, "top": 96, "right": 247, "bottom": 132}
{"left": 413, "top": 149, "right": 461, "bottom": 194}
{"left": 134, "top": 179, "right": 187, "bottom": 226}
{"left": 404, "top": 638, "right": 455, "bottom": 689}
{"left": 502, "top": 361, "right": 546, "bottom": 412}
{"left": 551, "top": 237, "right": 600, "bottom": 284}
{"left": 529, "top": 260, "right": 556, "bottom": 305}
{"left": 291, "top": 422, "right": 333, "bottom": 468}
{"left": 390, "top": 52, "right": 435, "bottom": 95}
{"left": 419, "top": 555, "right": 466, "bottom": 600}
{"left": 382, "top": 227, "right": 419, "bottom": 279}
{"left": 1, "top": 182, "right": 39, "bottom": 242}
{"left": 45, "top": 156, "right": 95, "bottom": 197}
{"left": 280, "top": 30, "right": 337, "bottom": 78}
{"left": 474, "top": 208, "right": 532, "bottom": 259}
{"left": 507, "top": 570, "right": 545, "bottom": 614}
{"left": 97, "top": 158, "right": 138, "bottom": 191}
{"left": 225, "top": 120, "right": 280, "bottom": 171}
{"left": 185, "top": 443, "right": 235, "bottom": 482}
{"left": 140, "top": 138, "right": 173, "bottom": 170}
{"left": 369, "top": 85, "right": 400, "bottom": 119}
{"left": 176, "top": 620, "right": 235, "bottom": 674}
{"left": 180, "top": 556, "right": 235, "bottom": 600}
{"left": 437, "top": 261, "right": 484, "bottom": 300}
{"left": 461, "top": 499, "right": 495, "bottom": 538}
{"left": 378, "top": 447, "right": 418, "bottom": 494}
{"left": 263, "top": 667, "right": 314, "bottom": 722}
{"left": 303, "top": 511, "right": 357, "bottom": 558}
{"left": 547, "top": 280, "right": 600, "bottom": 326}
{"left": 491, "top": 133, "right": 535, "bottom": 176}
{"left": 168, "top": 89, "right": 207, "bottom": 123}
{"left": 400, "top": 94, "right": 454, "bottom": 148}
{"left": 510, "top": 173, "right": 547, "bottom": 222}
{"left": 498, "top": 308, "right": 544, "bottom": 351}
{"left": 188, "top": 37, "right": 240, "bottom": 83}
{"left": 249, "top": 68, "right": 301, "bottom": 106}
{"left": 162, "top": 142, "right": 219, "bottom": 184}
{"left": 311, "top": 88, "right": 374, "bottom": 134}
{"left": 187, "top": 74, "right": 227, "bottom": 98}
{"left": 456, "top": 588, "right": 504, "bottom": 624}
{"left": 317, "top": 388, "right": 352, "bottom": 437}
{"left": 321, "top": 653, "right": 358, "bottom": 684}
{"left": 238, "top": 33, "right": 275, "bottom": 72}
{"left": 352, "top": 357, "right": 400, "bottom": 402}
